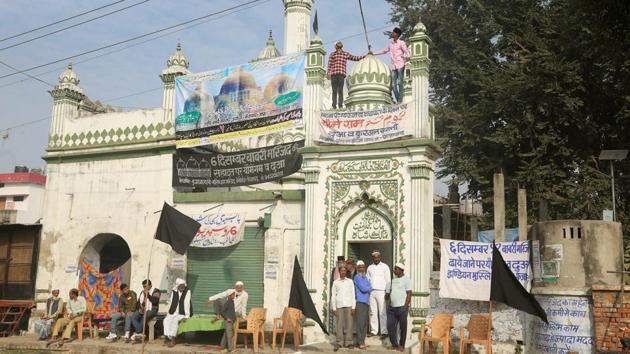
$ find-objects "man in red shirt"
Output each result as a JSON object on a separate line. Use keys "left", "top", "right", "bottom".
{"left": 327, "top": 41, "right": 366, "bottom": 109}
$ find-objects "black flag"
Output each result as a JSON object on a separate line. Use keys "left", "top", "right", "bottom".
{"left": 288, "top": 256, "right": 328, "bottom": 335}
{"left": 312, "top": 10, "right": 318, "bottom": 35}
{"left": 154, "top": 202, "right": 201, "bottom": 255}
{"left": 490, "top": 243, "right": 548, "bottom": 323}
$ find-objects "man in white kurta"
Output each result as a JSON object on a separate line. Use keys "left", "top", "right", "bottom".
{"left": 207, "top": 281, "right": 249, "bottom": 317}
{"left": 163, "top": 278, "right": 192, "bottom": 347}
{"left": 367, "top": 250, "right": 391, "bottom": 336}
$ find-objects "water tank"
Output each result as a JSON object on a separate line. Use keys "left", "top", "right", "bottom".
{"left": 14, "top": 165, "right": 29, "bottom": 173}
{"left": 31, "top": 168, "right": 43, "bottom": 175}
{"left": 530, "top": 220, "right": 623, "bottom": 291}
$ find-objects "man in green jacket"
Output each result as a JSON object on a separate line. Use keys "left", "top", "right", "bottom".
{"left": 106, "top": 283, "right": 137, "bottom": 341}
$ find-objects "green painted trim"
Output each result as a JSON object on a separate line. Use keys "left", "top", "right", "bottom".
{"left": 411, "top": 328, "right": 422, "bottom": 333}
{"left": 411, "top": 292, "right": 430, "bottom": 297}
{"left": 44, "top": 144, "right": 175, "bottom": 164}
{"left": 35, "top": 289, "right": 50, "bottom": 294}
{"left": 303, "top": 320, "right": 315, "bottom": 327}
{"left": 299, "top": 139, "right": 442, "bottom": 155}
{"left": 174, "top": 190, "right": 305, "bottom": 203}
{"left": 412, "top": 319, "right": 427, "bottom": 325}
{"left": 308, "top": 289, "right": 317, "bottom": 294}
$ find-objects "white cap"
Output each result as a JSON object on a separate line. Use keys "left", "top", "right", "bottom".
{"left": 356, "top": 260, "right": 365, "bottom": 266}
{"left": 175, "top": 278, "right": 186, "bottom": 286}
{"left": 235, "top": 281, "right": 244, "bottom": 287}
{"left": 371, "top": 250, "right": 381, "bottom": 256}
{"left": 395, "top": 263, "right": 405, "bottom": 271}
{"left": 227, "top": 289, "right": 236, "bottom": 296}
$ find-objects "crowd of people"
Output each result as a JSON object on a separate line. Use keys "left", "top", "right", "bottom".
{"left": 330, "top": 250, "right": 412, "bottom": 352}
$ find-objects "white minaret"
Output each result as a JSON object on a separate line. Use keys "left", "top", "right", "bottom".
{"left": 48, "top": 63, "right": 84, "bottom": 148}
{"left": 408, "top": 22, "right": 432, "bottom": 139}
{"left": 283, "top": 0, "right": 312, "bottom": 54}
{"left": 160, "top": 43, "right": 191, "bottom": 123}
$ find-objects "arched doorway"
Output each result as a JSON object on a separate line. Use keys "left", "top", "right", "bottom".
{"left": 343, "top": 206, "right": 394, "bottom": 268}
{"left": 79, "top": 233, "right": 131, "bottom": 284}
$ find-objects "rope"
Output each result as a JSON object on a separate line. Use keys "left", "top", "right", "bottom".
{"left": 357, "top": 0, "right": 372, "bottom": 51}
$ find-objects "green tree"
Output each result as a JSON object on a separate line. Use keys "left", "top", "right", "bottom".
{"left": 386, "top": 0, "right": 630, "bottom": 235}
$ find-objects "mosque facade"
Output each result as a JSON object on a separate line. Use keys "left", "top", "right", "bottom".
{"left": 35, "top": 0, "right": 437, "bottom": 345}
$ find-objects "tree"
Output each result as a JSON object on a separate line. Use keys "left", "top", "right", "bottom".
{"left": 386, "top": 0, "right": 630, "bottom": 236}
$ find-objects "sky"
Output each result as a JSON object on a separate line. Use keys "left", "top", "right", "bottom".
{"left": 0, "top": 0, "right": 450, "bottom": 196}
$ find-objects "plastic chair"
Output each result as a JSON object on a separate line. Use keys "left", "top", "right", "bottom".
{"left": 419, "top": 313, "right": 453, "bottom": 354}
{"left": 271, "top": 307, "right": 303, "bottom": 351}
{"left": 459, "top": 314, "right": 492, "bottom": 354}
{"left": 75, "top": 302, "right": 95, "bottom": 340}
{"left": 233, "top": 307, "right": 267, "bottom": 352}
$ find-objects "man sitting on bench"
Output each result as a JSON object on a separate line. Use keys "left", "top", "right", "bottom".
{"left": 131, "top": 279, "right": 161, "bottom": 342}
{"left": 47, "top": 289, "right": 86, "bottom": 347}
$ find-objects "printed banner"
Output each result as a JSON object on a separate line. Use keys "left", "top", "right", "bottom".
{"left": 173, "top": 140, "right": 304, "bottom": 187}
{"left": 316, "top": 102, "right": 412, "bottom": 145}
{"left": 175, "top": 53, "right": 306, "bottom": 148}
{"left": 527, "top": 295, "right": 594, "bottom": 353}
{"left": 190, "top": 214, "right": 244, "bottom": 248}
{"left": 439, "top": 240, "right": 532, "bottom": 301}
{"left": 78, "top": 260, "right": 122, "bottom": 315}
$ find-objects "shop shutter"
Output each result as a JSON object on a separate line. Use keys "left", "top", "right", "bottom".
{"left": 187, "top": 227, "right": 264, "bottom": 315}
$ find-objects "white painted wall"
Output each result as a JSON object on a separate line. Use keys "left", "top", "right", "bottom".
{"left": 0, "top": 183, "right": 45, "bottom": 224}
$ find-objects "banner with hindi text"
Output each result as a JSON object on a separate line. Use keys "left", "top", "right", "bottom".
{"left": 190, "top": 213, "right": 244, "bottom": 248}
{"left": 175, "top": 53, "right": 305, "bottom": 148}
{"left": 173, "top": 140, "right": 304, "bottom": 188}
{"left": 439, "top": 239, "right": 532, "bottom": 301}
{"left": 316, "top": 102, "right": 412, "bottom": 145}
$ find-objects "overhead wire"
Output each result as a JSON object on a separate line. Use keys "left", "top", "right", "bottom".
{"left": 0, "top": 0, "right": 152, "bottom": 52}
{"left": 0, "top": 0, "right": 266, "bottom": 80}
{"left": 0, "top": 0, "right": 126, "bottom": 43}
{"left": 0, "top": 0, "right": 269, "bottom": 89}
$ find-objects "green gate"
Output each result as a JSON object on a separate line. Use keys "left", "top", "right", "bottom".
{"left": 187, "top": 227, "right": 264, "bottom": 315}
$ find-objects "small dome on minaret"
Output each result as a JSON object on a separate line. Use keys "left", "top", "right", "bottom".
{"left": 57, "top": 63, "right": 82, "bottom": 93}
{"left": 161, "top": 42, "right": 191, "bottom": 83}
{"left": 253, "top": 31, "right": 281, "bottom": 62}
{"left": 345, "top": 54, "right": 393, "bottom": 111}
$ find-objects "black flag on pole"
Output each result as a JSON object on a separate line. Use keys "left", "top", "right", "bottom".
{"left": 490, "top": 243, "right": 548, "bottom": 323}
{"left": 288, "top": 256, "right": 328, "bottom": 335}
{"left": 154, "top": 202, "right": 201, "bottom": 255}
{"left": 312, "top": 10, "right": 318, "bottom": 35}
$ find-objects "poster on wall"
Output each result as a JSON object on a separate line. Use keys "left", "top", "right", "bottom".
{"left": 189, "top": 213, "right": 244, "bottom": 248}
{"left": 316, "top": 102, "right": 412, "bottom": 145}
{"left": 439, "top": 240, "right": 532, "bottom": 301}
{"left": 527, "top": 295, "right": 594, "bottom": 353}
{"left": 174, "top": 53, "right": 306, "bottom": 148}
{"left": 173, "top": 140, "right": 304, "bottom": 188}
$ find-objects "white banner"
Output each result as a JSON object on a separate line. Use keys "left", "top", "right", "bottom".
{"left": 316, "top": 102, "right": 412, "bottom": 145}
{"left": 439, "top": 240, "right": 532, "bottom": 301}
{"left": 189, "top": 214, "right": 244, "bottom": 248}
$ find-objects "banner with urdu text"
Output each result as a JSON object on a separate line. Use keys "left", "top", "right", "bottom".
{"left": 175, "top": 53, "right": 306, "bottom": 148}
{"left": 439, "top": 239, "right": 532, "bottom": 301}
{"left": 316, "top": 102, "right": 412, "bottom": 145}
{"left": 190, "top": 213, "right": 244, "bottom": 248}
{"left": 173, "top": 140, "right": 304, "bottom": 188}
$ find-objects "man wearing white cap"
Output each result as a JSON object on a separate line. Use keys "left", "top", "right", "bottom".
{"left": 367, "top": 250, "right": 391, "bottom": 337}
{"left": 353, "top": 260, "right": 372, "bottom": 349}
{"left": 163, "top": 278, "right": 192, "bottom": 348}
{"left": 207, "top": 281, "right": 249, "bottom": 317}
{"left": 387, "top": 263, "right": 412, "bottom": 351}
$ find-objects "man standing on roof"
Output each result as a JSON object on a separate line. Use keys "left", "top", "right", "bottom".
{"left": 373, "top": 27, "right": 410, "bottom": 104}
{"left": 327, "top": 41, "right": 366, "bottom": 110}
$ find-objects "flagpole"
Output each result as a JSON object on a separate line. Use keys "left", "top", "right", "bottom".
{"left": 357, "top": 0, "right": 372, "bottom": 51}
{"left": 140, "top": 238, "right": 156, "bottom": 354}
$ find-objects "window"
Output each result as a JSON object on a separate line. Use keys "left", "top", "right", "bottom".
{"left": 12, "top": 196, "right": 26, "bottom": 202}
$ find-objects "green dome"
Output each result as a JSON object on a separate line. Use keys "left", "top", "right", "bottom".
{"left": 345, "top": 54, "right": 392, "bottom": 111}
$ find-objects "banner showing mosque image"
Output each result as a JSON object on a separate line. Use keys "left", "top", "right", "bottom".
{"left": 316, "top": 102, "right": 413, "bottom": 145}
{"left": 173, "top": 140, "right": 304, "bottom": 188}
{"left": 174, "top": 53, "right": 306, "bottom": 148}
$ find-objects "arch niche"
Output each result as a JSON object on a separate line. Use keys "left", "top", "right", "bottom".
{"left": 79, "top": 233, "right": 131, "bottom": 284}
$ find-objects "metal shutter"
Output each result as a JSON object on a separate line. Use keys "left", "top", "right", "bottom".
{"left": 187, "top": 227, "right": 264, "bottom": 315}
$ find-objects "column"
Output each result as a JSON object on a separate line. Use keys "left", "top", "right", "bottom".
{"left": 283, "top": 0, "right": 312, "bottom": 54}
{"left": 408, "top": 22, "right": 432, "bottom": 139}
{"left": 408, "top": 160, "right": 434, "bottom": 331}
{"left": 518, "top": 188, "right": 528, "bottom": 240}
{"left": 493, "top": 170, "right": 505, "bottom": 242}
{"left": 301, "top": 166, "right": 320, "bottom": 288}
{"left": 304, "top": 37, "right": 326, "bottom": 146}
{"left": 161, "top": 79, "right": 176, "bottom": 123}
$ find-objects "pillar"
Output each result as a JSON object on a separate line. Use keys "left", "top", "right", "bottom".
{"left": 301, "top": 166, "right": 321, "bottom": 288}
{"left": 493, "top": 171, "right": 505, "bottom": 242}
{"left": 408, "top": 160, "right": 434, "bottom": 331}
{"left": 518, "top": 188, "right": 527, "bottom": 241}
{"left": 408, "top": 22, "right": 432, "bottom": 139}
{"left": 442, "top": 205, "right": 451, "bottom": 239}
{"left": 283, "top": 0, "right": 312, "bottom": 54}
{"left": 304, "top": 36, "right": 326, "bottom": 146}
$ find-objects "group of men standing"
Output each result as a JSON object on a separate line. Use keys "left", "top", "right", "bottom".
{"left": 330, "top": 250, "right": 412, "bottom": 352}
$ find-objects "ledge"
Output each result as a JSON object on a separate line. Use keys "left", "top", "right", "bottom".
{"left": 299, "top": 138, "right": 442, "bottom": 155}
{"left": 43, "top": 143, "right": 175, "bottom": 164}
{"left": 592, "top": 284, "right": 630, "bottom": 292}
{"left": 174, "top": 190, "right": 305, "bottom": 203}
